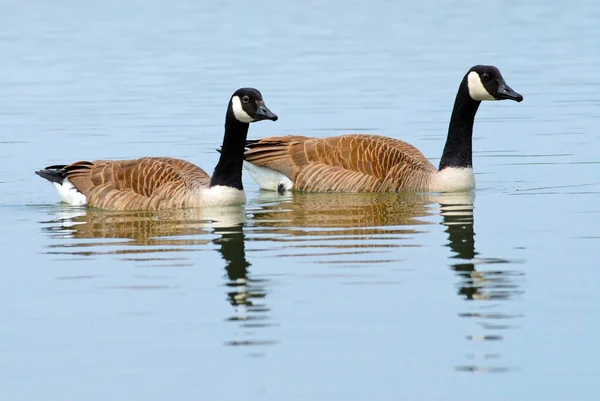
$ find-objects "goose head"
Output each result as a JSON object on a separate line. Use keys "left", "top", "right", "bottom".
{"left": 466, "top": 65, "right": 523, "bottom": 103}
{"left": 229, "top": 88, "right": 278, "bottom": 123}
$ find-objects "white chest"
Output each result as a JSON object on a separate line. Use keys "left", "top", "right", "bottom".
{"left": 430, "top": 167, "right": 475, "bottom": 192}
{"left": 199, "top": 186, "right": 247, "bottom": 207}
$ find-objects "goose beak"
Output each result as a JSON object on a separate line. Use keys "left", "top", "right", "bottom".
{"left": 495, "top": 80, "right": 523, "bottom": 102}
{"left": 254, "top": 102, "right": 278, "bottom": 121}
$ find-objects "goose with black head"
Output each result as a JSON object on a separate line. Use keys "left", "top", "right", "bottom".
{"left": 36, "top": 88, "right": 278, "bottom": 210}
{"left": 244, "top": 65, "right": 522, "bottom": 193}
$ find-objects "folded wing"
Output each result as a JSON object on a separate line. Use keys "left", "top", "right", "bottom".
{"left": 63, "top": 157, "right": 210, "bottom": 210}
{"left": 245, "top": 134, "right": 437, "bottom": 192}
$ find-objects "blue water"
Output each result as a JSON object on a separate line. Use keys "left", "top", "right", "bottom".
{"left": 1, "top": 1, "right": 599, "bottom": 400}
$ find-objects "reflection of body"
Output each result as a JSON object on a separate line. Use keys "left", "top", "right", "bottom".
{"left": 44, "top": 192, "right": 479, "bottom": 291}
{"left": 43, "top": 205, "right": 262, "bottom": 309}
{"left": 251, "top": 191, "right": 436, "bottom": 233}
{"left": 251, "top": 191, "right": 493, "bottom": 300}
{"left": 42, "top": 205, "right": 270, "bottom": 347}
{"left": 44, "top": 206, "right": 246, "bottom": 245}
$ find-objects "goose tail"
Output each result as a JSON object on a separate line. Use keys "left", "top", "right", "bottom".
{"left": 35, "top": 165, "right": 68, "bottom": 184}
{"left": 35, "top": 165, "right": 87, "bottom": 206}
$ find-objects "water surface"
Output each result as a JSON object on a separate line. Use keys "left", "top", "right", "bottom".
{"left": 1, "top": 1, "right": 599, "bottom": 400}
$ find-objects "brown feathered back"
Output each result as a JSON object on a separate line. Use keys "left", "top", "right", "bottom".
{"left": 64, "top": 157, "right": 210, "bottom": 210}
{"left": 245, "top": 134, "right": 437, "bottom": 192}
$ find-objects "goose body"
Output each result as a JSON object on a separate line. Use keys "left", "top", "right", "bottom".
{"left": 244, "top": 65, "right": 522, "bottom": 193}
{"left": 36, "top": 88, "right": 277, "bottom": 210}
{"left": 244, "top": 134, "right": 473, "bottom": 192}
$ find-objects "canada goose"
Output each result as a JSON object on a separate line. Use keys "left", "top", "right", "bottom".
{"left": 35, "top": 88, "right": 278, "bottom": 210}
{"left": 244, "top": 65, "right": 522, "bottom": 193}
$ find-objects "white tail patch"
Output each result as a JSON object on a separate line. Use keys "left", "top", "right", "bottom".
{"left": 467, "top": 71, "right": 495, "bottom": 101}
{"left": 231, "top": 96, "right": 254, "bottom": 123}
{"left": 52, "top": 179, "right": 87, "bottom": 206}
{"left": 430, "top": 167, "right": 475, "bottom": 192}
{"left": 243, "top": 161, "right": 293, "bottom": 192}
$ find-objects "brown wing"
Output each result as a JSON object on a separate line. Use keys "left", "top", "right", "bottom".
{"left": 245, "top": 134, "right": 437, "bottom": 192}
{"left": 64, "top": 157, "right": 210, "bottom": 210}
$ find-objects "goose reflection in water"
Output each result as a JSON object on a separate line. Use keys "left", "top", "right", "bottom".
{"left": 212, "top": 224, "right": 275, "bottom": 346}
{"left": 40, "top": 205, "right": 274, "bottom": 348}
{"left": 40, "top": 190, "right": 523, "bottom": 363}
{"left": 247, "top": 191, "right": 473, "bottom": 267}
{"left": 437, "top": 193, "right": 524, "bottom": 373}
{"left": 440, "top": 193, "right": 521, "bottom": 301}
{"left": 250, "top": 190, "right": 523, "bottom": 372}
{"left": 246, "top": 191, "right": 437, "bottom": 266}
{"left": 249, "top": 190, "right": 521, "bottom": 300}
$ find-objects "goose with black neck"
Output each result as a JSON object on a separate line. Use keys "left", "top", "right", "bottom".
{"left": 243, "top": 65, "right": 523, "bottom": 193}
{"left": 35, "top": 88, "right": 278, "bottom": 210}
{"left": 435, "top": 66, "right": 523, "bottom": 190}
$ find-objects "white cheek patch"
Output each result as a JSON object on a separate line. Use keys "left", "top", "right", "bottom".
{"left": 231, "top": 96, "right": 254, "bottom": 123}
{"left": 467, "top": 71, "right": 495, "bottom": 101}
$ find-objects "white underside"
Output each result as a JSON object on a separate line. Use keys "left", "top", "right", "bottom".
{"left": 52, "top": 180, "right": 87, "bottom": 206}
{"left": 199, "top": 185, "right": 247, "bottom": 207}
{"left": 430, "top": 167, "right": 475, "bottom": 192}
{"left": 243, "top": 161, "right": 293, "bottom": 192}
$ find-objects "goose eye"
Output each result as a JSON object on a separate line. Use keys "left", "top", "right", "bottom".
{"left": 481, "top": 73, "right": 490, "bottom": 81}
{"left": 242, "top": 95, "right": 250, "bottom": 104}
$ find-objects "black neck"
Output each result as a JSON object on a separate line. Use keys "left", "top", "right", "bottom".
{"left": 438, "top": 76, "right": 481, "bottom": 170}
{"left": 210, "top": 109, "right": 249, "bottom": 189}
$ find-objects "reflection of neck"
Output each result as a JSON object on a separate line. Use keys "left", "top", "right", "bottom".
{"left": 214, "top": 225, "right": 254, "bottom": 308}
{"left": 440, "top": 199, "right": 477, "bottom": 299}
{"left": 444, "top": 213, "right": 475, "bottom": 261}
{"left": 439, "top": 76, "right": 481, "bottom": 171}
{"left": 210, "top": 110, "right": 250, "bottom": 190}
{"left": 214, "top": 226, "right": 251, "bottom": 281}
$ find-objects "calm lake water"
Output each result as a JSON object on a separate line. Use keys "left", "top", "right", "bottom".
{"left": 1, "top": 1, "right": 599, "bottom": 400}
